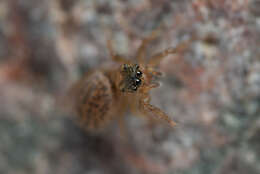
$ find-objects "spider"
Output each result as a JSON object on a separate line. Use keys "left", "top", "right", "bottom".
{"left": 69, "top": 30, "right": 193, "bottom": 131}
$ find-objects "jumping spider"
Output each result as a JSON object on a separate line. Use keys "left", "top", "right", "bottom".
{"left": 69, "top": 31, "right": 193, "bottom": 131}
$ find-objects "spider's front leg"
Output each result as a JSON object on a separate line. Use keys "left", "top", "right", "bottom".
{"left": 136, "top": 30, "right": 160, "bottom": 64}
{"left": 139, "top": 101, "right": 177, "bottom": 127}
{"left": 138, "top": 92, "right": 177, "bottom": 127}
{"left": 147, "top": 35, "right": 196, "bottom": 67}
{"left": 107, "top": 39, "right": 129, "bottom": 64}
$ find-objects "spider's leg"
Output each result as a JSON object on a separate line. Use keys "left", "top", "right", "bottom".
{"left": 137, "top": 91, "right": 176, "bottom": 127}
{"left": 139, "top": 101, "right": 177, "bottom": 127}
{"left": 148, "top": 82, "right": 160, "bottom": 89}
{"left": 145, "top": 66, "right": 164, "bottom": 78}
{"left": 136, "top": 30, "right": 159, "bottom": 64}
{"left": 140, "top": 80, "right": 160, "bottom": 95}
{"left": 104, "top": 28, "right": 129, "bottom": 64}
{"left": 150, "top": 70, "right": 163, "bottom": 77}
{"left": 107, "top": 39, "right": 129, "bottom": 64}
{"left": 147, "top": 36, "right": 195, "bottom": 67}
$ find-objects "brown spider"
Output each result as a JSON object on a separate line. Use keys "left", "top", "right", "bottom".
{"left": 69, "top": 31, "right": 193, "bottom": 131}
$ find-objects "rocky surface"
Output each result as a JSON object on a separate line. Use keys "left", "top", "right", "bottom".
{"left": 0, "top": 0, "right": 259, "bottom": 174}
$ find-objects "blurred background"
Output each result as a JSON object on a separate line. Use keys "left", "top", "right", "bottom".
{"left": 0, "top": 0, "right": 260, "bottom": 174}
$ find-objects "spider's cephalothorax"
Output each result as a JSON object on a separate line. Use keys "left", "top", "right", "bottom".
{"left": 119, "top": 64, "right": 143, "bottom": 92}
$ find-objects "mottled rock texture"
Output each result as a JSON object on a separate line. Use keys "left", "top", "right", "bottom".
{"left": 0, "top": 0, "right": 259, "bottom": 174}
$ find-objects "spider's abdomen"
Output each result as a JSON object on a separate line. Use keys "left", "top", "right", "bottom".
{"left": 73, "top": 70, "right": 115, "bottom": 130}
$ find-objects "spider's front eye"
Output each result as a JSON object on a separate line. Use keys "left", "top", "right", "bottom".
{"left": 136, "top": 71, "right": 142, "bottom": 78}
{"left": 134, "top": 78, "right": 142, "bottom": 86}
{"left": 132, "top": 85, "right": 137, "bottom": 91}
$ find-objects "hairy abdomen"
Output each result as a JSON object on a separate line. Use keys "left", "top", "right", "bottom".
{"left": 72, "top": 70, "right": 115, "bottom": 131}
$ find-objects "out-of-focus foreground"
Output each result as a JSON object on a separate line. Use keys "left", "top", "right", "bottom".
{"left": 0, "top": 0, "right": 259, "bottom": 174}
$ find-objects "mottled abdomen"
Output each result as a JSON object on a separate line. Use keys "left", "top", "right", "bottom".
{"left": 72, "top": 70, "right": 115, "bottom": 131}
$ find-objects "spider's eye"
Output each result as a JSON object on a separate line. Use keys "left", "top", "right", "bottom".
{"left": 134, "top": 78, "right": 142, "bottom": 86}
{"left": 136, "top": 71, "right": 142, "bottom": 78}
{"left": 132, "top": 85, "right": 137, "bottom": 91}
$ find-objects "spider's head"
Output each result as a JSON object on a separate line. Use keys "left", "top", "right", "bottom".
{"left": 119, "top": 64, "right": 143, "bottom": 93}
